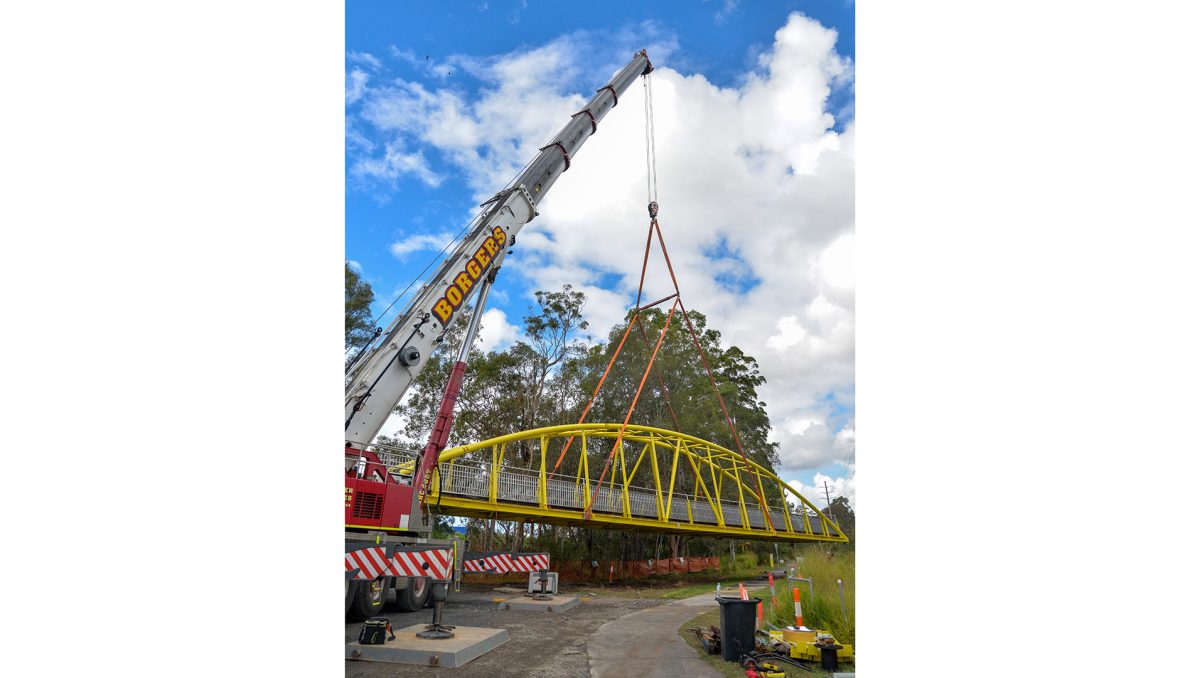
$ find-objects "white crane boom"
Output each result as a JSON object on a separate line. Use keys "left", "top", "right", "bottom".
{"left": 344, "top": 49, "right": 654, "bottom": 448}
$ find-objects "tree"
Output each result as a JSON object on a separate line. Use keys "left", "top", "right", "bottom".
{"left": 345, "top": 263, "right": 376, "bottom": 349}
{"left": 823, "top": 496, "right": 855, "bottom": 545}
{"left": 508, "top": 285, "right": 589, "bottom": 467}
{"left": 389, "top": 308, "right": 519, "bottom": 450}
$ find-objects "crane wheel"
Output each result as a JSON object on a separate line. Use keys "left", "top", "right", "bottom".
{"left": 346, "top": 576, "right": 386, "bottom": 620}
{"left": 394, "top": 576, "right": 430, "bottom": 612}
{"left": 345, "top": 577, "right": 355, "bottom": 615}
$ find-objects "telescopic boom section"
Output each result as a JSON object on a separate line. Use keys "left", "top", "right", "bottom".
{"left": 343, "top": 50, "right": 653, "bottom": 449}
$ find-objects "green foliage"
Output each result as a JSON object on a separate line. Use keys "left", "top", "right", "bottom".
{"left": 345, "top": 262, "right": 376, "bottom": 349}
{"left": 386, "top": 285, "right": 800, "bottom": 560}
{"left": 767, "top": 546, "right": 855, "bottom": 646}
{"left": 720, "top": 550, "right": 760, "bottom": 573}
{"left": 823, "top": 496, "right": 855, "bottom": 545}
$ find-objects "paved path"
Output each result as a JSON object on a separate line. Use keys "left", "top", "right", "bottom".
{"left": 586, "top": 591, "right": 723, "bottom": 678}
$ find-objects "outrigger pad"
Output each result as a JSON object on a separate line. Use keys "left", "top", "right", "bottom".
{"left": 346, "top": 625, "right": 509, "bottom": 667}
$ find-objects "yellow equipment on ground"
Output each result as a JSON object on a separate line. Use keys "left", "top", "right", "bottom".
{"left": 768, "top": 627, "right": 855, "bottom": 663}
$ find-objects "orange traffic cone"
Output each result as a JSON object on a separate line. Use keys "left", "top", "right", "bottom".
{"left": 738, "top": 582, "right": 749, "bottom": 600}
{"left": 792, "top": 587, "right": 804, "bottom": 628}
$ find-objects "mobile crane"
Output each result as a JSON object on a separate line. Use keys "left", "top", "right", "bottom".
{"left": 344, "top": 49, "right": 654, "bottom": 624}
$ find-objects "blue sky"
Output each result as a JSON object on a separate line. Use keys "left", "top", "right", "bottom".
{"left": 346, "top": 0, "right": 857, "bottom": 506}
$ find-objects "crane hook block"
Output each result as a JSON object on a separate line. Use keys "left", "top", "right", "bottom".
{"left": 648, "top": 201, "right": 659, "bottom": 218}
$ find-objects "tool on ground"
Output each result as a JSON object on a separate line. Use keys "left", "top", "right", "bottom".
{"left": 767, "top": 627, "right": 854, "bottom": 666}
{"left": 745, "top": 651, "right": 814, "bottom": 673}
{"left": 688, "top": 625, "right": 721, "bottom": 655}
{"left": 740, "top": 656, "right": 785, "bottom": 678}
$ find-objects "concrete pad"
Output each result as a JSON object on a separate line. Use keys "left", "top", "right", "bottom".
{"left": 498, "top": 594, "right": 580, "bottom": 612}
{"left": 345, "top": 624, "right": 509, "bottom": 667}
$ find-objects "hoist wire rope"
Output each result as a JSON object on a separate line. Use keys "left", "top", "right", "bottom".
{"left": 648, "top": 72, "right": 658, "bottom": 202}
{"left": 643, "top": 73, "right": 660, "bottom": 204}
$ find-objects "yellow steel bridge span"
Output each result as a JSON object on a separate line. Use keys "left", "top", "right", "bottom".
{"left": 383, "top": 423, "right": 847, "bottom": 544}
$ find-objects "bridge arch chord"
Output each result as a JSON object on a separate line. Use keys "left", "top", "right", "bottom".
{"left": 426, "top": 423, "right": 848, "bottom": 543}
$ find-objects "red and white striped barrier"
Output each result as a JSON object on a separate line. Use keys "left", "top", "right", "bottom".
{"left": 344, "top": 546, "right": 453, "bottom": 581}
{"left": 511, "top": 553, "right": 550, "bottom": 572}
{"left": 463, "top": 552, "right": 550, "bottom": 574}
{"left": 464, "top": 553, "right": 514, "bottom": 574}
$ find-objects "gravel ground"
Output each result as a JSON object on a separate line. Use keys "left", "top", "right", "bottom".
{"left": 344, "top": 584, "right": 668, "bottom": 678}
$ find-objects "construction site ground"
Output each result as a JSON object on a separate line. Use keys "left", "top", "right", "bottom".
{"left": 344, "top": 582, "right": 747, "bottom": 678}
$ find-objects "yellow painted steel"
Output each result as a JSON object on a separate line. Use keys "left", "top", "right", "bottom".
{"left": 421, "top": 423, "right": 848, "bottom": 544}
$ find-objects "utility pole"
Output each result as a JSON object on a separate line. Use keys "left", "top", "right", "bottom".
{"left": 823, "top": 481, "right": 840, "bottom": 527}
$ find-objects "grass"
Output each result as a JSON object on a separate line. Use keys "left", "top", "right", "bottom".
{"left": 764, "top": 546, "right": 855, "bottom": 646}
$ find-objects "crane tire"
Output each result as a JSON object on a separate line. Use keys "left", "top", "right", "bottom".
{"left": 345, "top": 577, "right": 356, "bottom": 615}
{"left": 347, "top": 576, "right": 386, "bottom": 620}
{"left": 394, "top": 576, "right": 430, "bottom": 612}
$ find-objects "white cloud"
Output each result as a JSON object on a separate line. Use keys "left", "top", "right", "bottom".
{"left": 477, "top": 308, "right": 520, "bottom": 352}
{"left": 346, "top": 259, "right": 363, "bottom": 272}
{"left": 346, "top": 69, "right": 369, "bottom": 105}
{"left": 389, "top": 231, "right": 454, "bottom": 260}
{"left": 774, "top": 417, "right": 855, "bottom": 470}
{"left": 387, "top": 46, "right": 463, "bottom": 81}
{"left": 815, "top": 232, "right": 854, "bottom": 309}
{"left": 359, "top": 13, "right": 854, "bottom": 477}
{"left": 362, "top": 36, "right": 591, "bottom": 196}
{"left": 348, "top": 50, "right": 382, "bottom": 71}
{"left": 786, "top": 468, "right": 855, "bottom": 510}
{"left": 351, "top": 139, "right": 442, "bottom": 187}
{"left": 715, "top": 0, "right": 740, "bottom": 25}
{"left": 508, "top": 0, "right": 528, "bottom": 25}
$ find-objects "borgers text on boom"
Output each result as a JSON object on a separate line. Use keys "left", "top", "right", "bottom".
{"left": 431, "top": 225, "right": 506, "bottom": 325}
